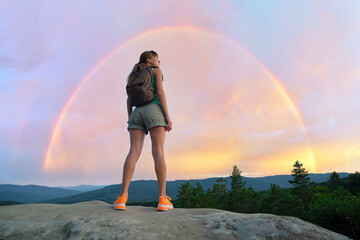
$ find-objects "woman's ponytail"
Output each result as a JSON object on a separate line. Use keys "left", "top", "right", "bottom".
{"left": 127, "top": 50, "right": 158, "bottom": 86}
{"left": 127, "top": 63, "right": 146, "bottom": 85}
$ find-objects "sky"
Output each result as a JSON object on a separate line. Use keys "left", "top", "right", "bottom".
{"left": 1, "top": 0, "right": 359, "bottom": 186}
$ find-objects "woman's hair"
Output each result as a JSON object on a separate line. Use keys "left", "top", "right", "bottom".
{"left": 127, "top": 50, "right": 158, "bottom": 85}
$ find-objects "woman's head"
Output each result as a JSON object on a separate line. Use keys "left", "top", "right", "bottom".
{"left": 139, "top": 50, "right": 160, "bottom": 68}
{"left": 128, "top": 50, "right": 160, "bottom": 85}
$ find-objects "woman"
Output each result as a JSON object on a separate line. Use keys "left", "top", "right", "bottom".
{"left": 113, "top": 50, "right": 173, "bottom": 211}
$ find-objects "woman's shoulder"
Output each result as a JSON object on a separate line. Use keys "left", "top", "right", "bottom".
{"left": 152, "top": 67, "right": 162, "bottom": 75}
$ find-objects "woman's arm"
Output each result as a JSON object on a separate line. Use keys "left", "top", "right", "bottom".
{"left": 153, "top": 68, "right": 172, "bottom": 132}
{"left": 127, "top": 98, "right": 132, "bottom": 120}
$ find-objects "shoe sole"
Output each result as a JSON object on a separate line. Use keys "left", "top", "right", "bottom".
{"left": 157, "top": 205, "right": 174, "bottom": 211}
{"left": 113, "top": 203, "right": 126, "bottom": 210}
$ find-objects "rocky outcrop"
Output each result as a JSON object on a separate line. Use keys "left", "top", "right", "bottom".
{"left": 0, "top": 201, "right": 351, "bottom": 240}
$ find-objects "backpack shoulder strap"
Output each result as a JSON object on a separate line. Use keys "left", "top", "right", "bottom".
{"left": 143, "top": 67, "right": 152, "bottom": 77}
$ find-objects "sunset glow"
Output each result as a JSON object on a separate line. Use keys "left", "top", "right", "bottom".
{"left": 43, "top": 27, "right": 315, "bottom": 181}
{"left": 1, "top": 1, "right": 359, "bottom": 186}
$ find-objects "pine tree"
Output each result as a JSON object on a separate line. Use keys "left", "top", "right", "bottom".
{"left": 327, "top": 171, "right": 341, "bottom": 191}
{"left": 212, "top": 177, "right": 227, "bottom": 209}
{"left": 227, "top": 165, "right": 246, "bottom": 211}
{"left": 261, "top": 184, "right": 282, "bottom": 213}
{"left": 204, "top": 188, "right": 214, "bottom": 208}
{"left": 177, "top": 181, "right": 194, "bottom": 208}
{"left": 239, "top": 187, "right": 260, "bottom": 213}
{"left": 345, "top": 171, "right": 360, "bottom": 196}
{"left": 288, "top": 160, "right": 314, "bottom": 210}
{"left": 277, "top": 188, "right": 307, "bottom": 218}
{"left": 288, "top": 160, "right": 311, "bottom": 188}
{"left": 230, "top": 165, "right": 246, "bottom": 193}
{"left": 191, "top": 182, "right": 205, "bottom": 208}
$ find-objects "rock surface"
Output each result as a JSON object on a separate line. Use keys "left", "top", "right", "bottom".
{"left": 0, "top": 201, "right": 351, "bottom": 240}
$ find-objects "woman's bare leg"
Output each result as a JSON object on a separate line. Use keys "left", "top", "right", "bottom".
{"left": 120, "top": 129, "right": 146, "bottom": 197}
{"left": 149, "top": 126, "right": 167, "bottom": 197}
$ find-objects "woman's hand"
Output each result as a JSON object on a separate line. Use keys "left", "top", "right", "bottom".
{"left": 165, "top": 116, "right": 172, "bottom": 132}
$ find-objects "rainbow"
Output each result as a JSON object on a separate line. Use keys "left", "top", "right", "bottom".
{"left": 43, "top": 26, "right": 315, "bottom": 171}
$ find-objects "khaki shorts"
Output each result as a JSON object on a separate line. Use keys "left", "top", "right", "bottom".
{"left": 128, "top": 102, "right": 167, "bottom": 135}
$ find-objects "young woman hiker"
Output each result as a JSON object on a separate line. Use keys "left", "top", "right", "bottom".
{"left": 113, "top": 50, "right": 173, "bottom": 211}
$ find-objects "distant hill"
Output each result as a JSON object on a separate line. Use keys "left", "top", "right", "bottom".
{"left": 56, "top": 185, "right": 107, "bottom": 192}
{"left": 42, "top": 172, "right": 350, "bottom": 204}
{"left": 0, "top": 184, "right": 81, "bottom": 203}
{"left": 41, "top": 178, "right": 266, "bottom": 204}
{"left": 254, "top": 172, "right": 350, "bottom": 189}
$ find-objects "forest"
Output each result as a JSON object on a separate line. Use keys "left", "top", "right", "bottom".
{"left": 173, "top": 161, "right": 359, "bottom": 239}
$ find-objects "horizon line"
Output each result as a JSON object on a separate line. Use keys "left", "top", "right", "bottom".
{"left": 1, "top": 171, "right": 353, "bottom": 187}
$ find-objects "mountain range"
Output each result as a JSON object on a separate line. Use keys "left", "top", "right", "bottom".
{"left": 0, "top": 172, "right": 349, "bottom": 204}
{"left": 0, "top": 184, "right": 81, "bottom": 203}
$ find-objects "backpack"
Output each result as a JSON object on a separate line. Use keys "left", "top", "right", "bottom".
{"left": 126, "top": 67, "right": 155, "bottom": 107}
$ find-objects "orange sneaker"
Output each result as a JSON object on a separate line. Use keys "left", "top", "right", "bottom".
{"left": 157, "top": 195, "right": 173, "bottom": 211}
{"left": 113, "top": 193, "right": 127, "bottom": 210}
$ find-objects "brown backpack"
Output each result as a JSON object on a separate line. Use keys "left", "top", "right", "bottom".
{"left": 126, "top": 67, "right": 155, "bottom": 107}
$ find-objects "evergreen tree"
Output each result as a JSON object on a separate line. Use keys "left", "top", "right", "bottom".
{"left": 239, "top": 187, "right": 260, "bottom": 213}
{"left": 191, "top": 182, "right": 205, "bottom": 208}
{"left": 327, "top": 171, "right": 341, "bottom": 191}
{"left": 260, "top": 184, "right": 306, "bottom": 217}
{"left": 288, "top": 160, "right": 311, "bottom": 188}
{"left": 288, "top": 160, "right": 314, "bottom": 208}
{"left": 345, "top": 171, "right": 360, "bottom": 196}
{"left": 230, "top": 165, "right": 246, "bottom": 192}
{"left": 277, "top": 189, "right": 307, "bottom": 219}
{"left": 177, "top": 181, "right": 194, "bottom": 208}
{"left": 204, "top": 188, "right": 214, "bottom": 208}
{"left": 212, "top": 177, "right": 228, "bottom": 209}
{"left": 227, "top": 165, "right": 246, "bottom": 211}
{"left": 260, "top": 184, "right": 282, "bottom": 213}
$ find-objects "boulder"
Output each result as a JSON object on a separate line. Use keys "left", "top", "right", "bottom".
{"left": 0, "top": 201, "right": 351, "bottom": 240}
